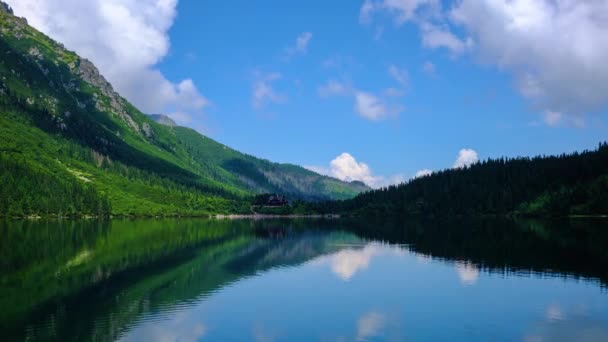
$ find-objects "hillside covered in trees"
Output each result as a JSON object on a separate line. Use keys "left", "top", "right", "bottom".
{"left": 317, "top": 142, "right": 608, "bottom": 217}
{"left": 0, "top": 5, "right": 368, "bottom": 217}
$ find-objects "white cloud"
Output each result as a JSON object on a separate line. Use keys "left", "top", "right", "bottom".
{"left": 360, "top": 0, "right": 440, "bottom": 25}
{"left": 307, "top": 153, "right": 404, "bottom": 188}
{"left": 360, "top": 0, "right": 608, "bottom": 124}
{"left": 453, "top": 148, "right": 478, "bottom": 168}
{"left": 361, "top": 1, "right": 469, "bottom": 56}
{"left": 318, "top": 79, "right": 402, "bottom": 120}
{"left": 355, "top": 91, "right": 388, "bottom": 120}
{"left": 388, "top": 64, "right": 409, "bottom": 86}
{"left": 357, "top": 311, "right": 386, "bottom": 341}
{"left": 354, "top": 90, "right": 403, "bottom": 120}
{"left": 252, "top": 71, "right": 286, "bottom": 108}
{"left": 420, "top": 23, "right": 472, "bottom": 55}
{"left": 7, "top": 0, "right": 209, "bottom": 117}
{"left": 285, "top": 31, "right": 313, "bottom": 58}
{"left": 414, "top": 169, "right": 432, "bottom": 179}
{"left": 318, "top": 79, "right": 350, "bottom": 98}
{"left": 422, "top": 61, "right": 436, "bottom": 74}
{"left": 449, "top": 1, "right": 608, "bottom": 120}
{"left": 331, "top": 152, "right": 377, "bottom": 185}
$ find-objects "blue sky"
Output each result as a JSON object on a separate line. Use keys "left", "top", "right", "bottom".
{"left": 9, "top": 0, "right": 608, "bottom": 187}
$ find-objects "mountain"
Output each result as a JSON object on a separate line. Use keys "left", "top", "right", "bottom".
{"left": 0, "top": 6, "right": 369, "bottom": 217}
{"left": 318, "top": 143, "right": 608, "bottom": 217}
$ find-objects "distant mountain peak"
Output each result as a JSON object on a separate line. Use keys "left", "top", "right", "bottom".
{"left": 147, "top": 114, "right": 177, "bottom": 127}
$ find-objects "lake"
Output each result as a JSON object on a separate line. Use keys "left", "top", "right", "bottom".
{"left": 1, "top": 218, "right": 607, "bottom": 341}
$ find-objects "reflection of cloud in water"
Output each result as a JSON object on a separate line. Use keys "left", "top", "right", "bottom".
{"left": 331, "top": 246, "right": 376, "bottom": 281}
{"left": 524, "top": 304, "right": 608, "bottom": 342}
{"left": 357, "top": 311, "right": 386, "bottom": 341}
{"left": 546, "top": 304, "right": 565, "bottom": 321}
{"left": 252, "top": 323, "right": 276, "bottom": 342}
{"left": 120, "top": 322, "right": 207, "bottom": 342}
{"left": 320, "top": 243, "right": 405, "bottom": 281}
{"left": 455, "top": 261, "right": 480, "bottom": 286}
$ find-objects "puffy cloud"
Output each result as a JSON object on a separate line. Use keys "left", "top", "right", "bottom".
{"left": 414, "top": 169, "right": 432, "bottom": 178}
{"left": 449, "top": 0, "right": 608, "bottom": 120}
{"left": 285, "top": 31, "right": 312, "bottom": 58}
{"left": 307, "top": 153, "right": 404, "bottom": 188}
{"left": 330, "top": 152, "right": 377, "bottom": 185}
{"left": 360, "top": 0, "right": 608, "bottom": 124}
{"left": 453, "top": 148, "right": 478, "bottom": 168}
{"left": 318, "top": 79, "right": 350, "bottom": 98}
{"left": 7, "top": 0, "right": 209, "bottom": 117}
{"left": 252, "top": 71, "right": 286, "bottom": 108}
{"left": 388, "top": 64, "right": 409, "bottom": 86}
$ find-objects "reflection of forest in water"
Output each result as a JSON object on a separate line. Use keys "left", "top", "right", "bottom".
{"left": 1, "top": 217, "right": 607, "bottom": 341}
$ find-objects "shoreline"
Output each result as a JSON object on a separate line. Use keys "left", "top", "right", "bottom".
{"left": 3, "top": 213, "right": 608, "bottom": 220}
{"left": 213, "top": 213, "right": 342, "bottom": 220}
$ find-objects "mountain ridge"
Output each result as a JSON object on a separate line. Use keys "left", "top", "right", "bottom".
{"left": 0, "top": 6, "right": 369, "bottom": 217}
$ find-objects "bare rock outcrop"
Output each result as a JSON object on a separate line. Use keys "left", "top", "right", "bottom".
{"left": 76, "top": 58, "right": 141, "bottom": 134}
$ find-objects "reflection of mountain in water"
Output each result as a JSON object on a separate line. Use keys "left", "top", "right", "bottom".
{"left": 0, "top": 219, "right": 362, "bottom": 341}
{"left": 1, "top": 217, "right": 607, "bottom": 341}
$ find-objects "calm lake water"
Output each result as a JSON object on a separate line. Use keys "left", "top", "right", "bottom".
{"left": 1, "top": 218, "right": 607, "bottom": 341}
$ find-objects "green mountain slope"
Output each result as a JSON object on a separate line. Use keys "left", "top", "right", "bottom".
{"left": 0, "top": 6, "right": 368, "bottom": 217}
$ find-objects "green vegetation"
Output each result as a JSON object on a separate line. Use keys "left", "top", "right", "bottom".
{"left": 0, "top": 9, "right": 367, "bottom": 218}
{"left": 2, "top": 6, "right": 605, "bottom": 219}
{"left": 318, "top": 142, "right": 608, "bottom": 217}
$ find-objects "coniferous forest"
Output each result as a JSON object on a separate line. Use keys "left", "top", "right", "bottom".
{"left": 315, "top": 143, "right": 608, "bottom": 217}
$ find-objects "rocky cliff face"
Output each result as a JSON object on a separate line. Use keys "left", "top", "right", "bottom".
{"left": 75, "top": 58, "right": 143, "bottom": 135}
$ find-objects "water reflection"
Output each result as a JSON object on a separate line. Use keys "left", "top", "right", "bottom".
{"left": 1, "top": 218, "right": 607, "bottom": 341}
{"left": 455, "top": 261, "right": 480, "bottom": 286}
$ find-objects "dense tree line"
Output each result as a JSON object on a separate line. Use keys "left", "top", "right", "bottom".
{"left": 0, "top": 153, "right": 111, "bottom": 217}
{"left": 315, "top": 142, "right": 608, "bottom": 217}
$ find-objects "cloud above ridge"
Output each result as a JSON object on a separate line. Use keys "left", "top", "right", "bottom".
{"left": 307, "top": 153, "right": 404, "bottom": 188}
{"left": 7, "top": 0, "right": 209, "bottom": 122}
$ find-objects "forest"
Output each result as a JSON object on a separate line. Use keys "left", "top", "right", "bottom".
{"left": 313, "top": 142, "right": 608, "bottom": 217}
